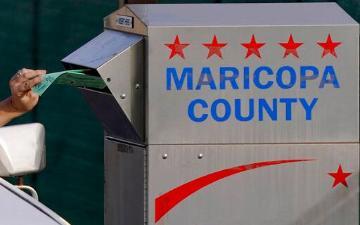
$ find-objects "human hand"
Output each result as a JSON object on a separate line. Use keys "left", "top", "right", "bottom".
{"left": 9, "top": 68, "right": 46, "bottom": 114}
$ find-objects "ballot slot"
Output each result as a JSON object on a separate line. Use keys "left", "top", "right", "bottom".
{"left": 62, "top": 29, "right": 145, "bottom": 144}
{"left": 61, "top": 65, "right": 111, "bottom": 94}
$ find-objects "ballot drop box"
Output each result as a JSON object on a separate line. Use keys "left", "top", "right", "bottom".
{"left": 62, "top": 3, "right": 359, "bottom": 225}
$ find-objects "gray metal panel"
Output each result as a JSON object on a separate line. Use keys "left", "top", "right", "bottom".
{"left": 146, "top": 25, "right": 359, "bottom": 144}
{"left": 0, "top": 178, "right": 68, "bottom": 225}
{"left": 147, "top": 144, "right": 359, "bottom": 225}
{"left": 80, "top": 89, "right": 142, "bottom": 144}
{"left": 98, "top": 38, "right": 145, "bottom": 141}
{"left": 128, "top": 3, "right": 358, "bottom": 27}
{"left": 62, "top": 29, "right": 143, "bottom": 69}
{"left": 104, "top": 139, "right": 145, "bottom": 225}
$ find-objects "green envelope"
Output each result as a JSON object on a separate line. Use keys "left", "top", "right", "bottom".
{"left": 32, "top": 69, "right": 106, "bottom": 96}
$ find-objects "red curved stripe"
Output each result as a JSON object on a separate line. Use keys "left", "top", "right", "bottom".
{"left": 155, "top": 159, "right": 314, "bottom": 222}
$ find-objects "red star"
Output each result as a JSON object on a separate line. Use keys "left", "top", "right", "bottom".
{"left": 317, "top": 34, "right": 341, "bottom": 58}
{"left": 202, "top": 35, "right": 227, "bottom": 59}
{"left": 165, "top": 35, "right": 190, "bottom": 59}
{"left": 328, "top": 165, "right": 352, "bottom": 188}
{"left": 241, "top": 35, "right": 265, "bottom": 59}
{"left": 279, "top": 34, "right": 303, "bottom": 58}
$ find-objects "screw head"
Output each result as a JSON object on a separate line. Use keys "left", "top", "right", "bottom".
{"left": 162, "top": 153, "right": 168, "bottom": 159}
{"left": 120, "top": 94, "right": 126, "bottom": 99}
{"left": 106, "top": 78, "right": 111, "bottom": 82}
{"left": 135, "top": 83, "right": 140, "bottom": 89}
{"left": 198, "top": 153, "right": 204, "bottom": 159}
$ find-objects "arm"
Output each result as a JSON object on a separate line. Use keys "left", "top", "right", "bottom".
{"left": 0, "top": 68, "right": 46, "bottom": 127}
{"left": 0, "top": 98, "right": 24, "bottom": 126}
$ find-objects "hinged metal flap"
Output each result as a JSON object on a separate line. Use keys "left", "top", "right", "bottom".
{"left": 62, "top": 29, "right": 145, "bottom": 143}
{"left": 62, "top": 29, "right": 143, "bottom": 69}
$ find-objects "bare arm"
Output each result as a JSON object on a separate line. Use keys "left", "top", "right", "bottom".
{"left": 0, "top": 68, "right": 46, "bottom": 127}
{"left": 0, "top": 97, "right": 24, "bottom": 126}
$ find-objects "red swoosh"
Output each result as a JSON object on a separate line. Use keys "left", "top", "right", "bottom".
{"left": 155, "top": 159, "right": 314, "bottom": 222}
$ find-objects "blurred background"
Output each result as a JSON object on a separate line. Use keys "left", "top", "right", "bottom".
{"left": 0, "top": 0, "right": 358, "bottom": 224}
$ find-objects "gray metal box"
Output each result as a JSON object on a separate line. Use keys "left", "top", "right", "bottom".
{"left": 62, "top": 3, "right": 359, "bottom": 225}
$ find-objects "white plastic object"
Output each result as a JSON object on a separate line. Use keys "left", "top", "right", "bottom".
{"left": 0, "top": 123, "right": 46, "bottom": 177}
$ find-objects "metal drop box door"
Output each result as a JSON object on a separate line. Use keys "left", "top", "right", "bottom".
{"left": 62, "top": 3, "right": 359, "bottom": 225}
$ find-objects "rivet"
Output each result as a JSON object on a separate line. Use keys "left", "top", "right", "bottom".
{"left": 135, "top": 83, "right": 140, "bottom": 89}
{"left": 162, "top": 153, "right": 168, "bottom": 159}
{"left": 106, "top": 78, "right": 111, "bottom": 82}
{"left": 198, "top": 153, "right": 204, "bottom": 159}
{"left": 120, "top": 94, "right": 126, "bottom": 99}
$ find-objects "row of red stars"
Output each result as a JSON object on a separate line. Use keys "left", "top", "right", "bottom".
{"left": 165, "top": 34, "right": 341, "bottom": 59}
